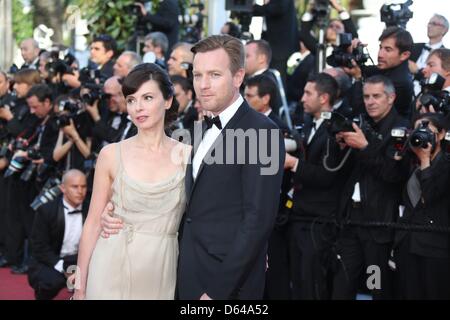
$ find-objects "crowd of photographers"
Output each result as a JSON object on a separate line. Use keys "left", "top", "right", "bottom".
{"left": 0, "top": 0, "right": 449, "bottom": 300}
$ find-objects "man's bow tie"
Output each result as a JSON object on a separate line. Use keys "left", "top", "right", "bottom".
{"left": 204, "top": 116, "right": 222, "bottom": 130}
{"left": 424, "top": 45, "right": 432, "bottom": 52}
{"left": 64, "top": 206, "right": 82, "bottom": 215}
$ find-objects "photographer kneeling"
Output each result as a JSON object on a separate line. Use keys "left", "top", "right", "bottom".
{"left": 393, "top": 113, "right": 450, "bottom": 299}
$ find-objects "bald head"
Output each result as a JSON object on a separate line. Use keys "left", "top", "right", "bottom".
{"left": 167, "top": 43, "right": 194, "bottom": 77}
{"left": 20, "top": 38, "right": 40, "bottom": 65}
{"left": 61, "top": 169, "right": 87, "bottom": 208}
{"left": 104, "top": 76, "right": 126, "bottom": 113}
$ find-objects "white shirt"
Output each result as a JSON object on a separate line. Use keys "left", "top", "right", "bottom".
{"left": 307, "top": 117, "right": 324, "bottom": 145}
{"left": 252, "top": 68, "right": 268, "bottom": 77}
{"left": 120, "top": 115, "right": 133, "bottom": 141}
{"left": 192, "top": 95, "right": 244, "bottom": 180}
{"left": 416, "top": 41, "right": 444, "bottom": 70}
{"left": 264, "top": 109, "right": 272, "bottom": 117}
{"left": 54, "top": 199, "right": 83, "bottom": 273}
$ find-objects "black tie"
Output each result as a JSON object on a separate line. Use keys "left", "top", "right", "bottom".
{"left": 64, "top": 206, "right": 82, "bottom": 215}
{"left": 204, "top": 116, "right": 222, "bottom": 130}
{"left": 424, "top": 45, "right": 432, "bottom": 52}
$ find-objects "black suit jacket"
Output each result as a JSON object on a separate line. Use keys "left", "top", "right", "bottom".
{"left": 29, "top": 197, "right": 88, "bottom": 275}
{"left": 142, "top": 0, "right": 180, "bottom": 54}
{"left": 291, "top": 115, "right": 344, "bottom": 219}
{"left": 253, "top": 0, "right": 299, "bottom": 61}
{"left": 410, "top": 42, "right": 446, "bottom": 62}
{"left": 395, "top": 152, "right": 450, "bottom": 258}
{"left": 177, "top": 101, "right": 285, "bottom": 300}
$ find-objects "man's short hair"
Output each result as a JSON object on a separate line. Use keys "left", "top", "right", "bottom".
{"left": 364, "top": 75, "right": 396, "bottom": 96}
{"left": 121, "top": 51, "right": 142, "bottom": 70}
{"left": 379, "top": 26, "right": 413, "bottom": 54}
{"left": 145, "top": 32, "right": 169, "bottom": 55}
{"left": 14, "top": 69, "right": 41, "bottom": 86}
{"left": 306, "top": 73, "right": 339, "bottom": 106}
{"left": 429, "top": 48, "right": 450, "bottom": 73}
{"left": 432, "top": 14, "right": 449, "bottom": 34}
{"left": 246, "top": 39, "right": 272, "bottom": 64}
{"left": 93, "top": 34, "right": 117, "bottom": 56}
{"left": 171, "top": 75, "right": 193, "bottom": 93}
{"left": 246, "top": 74, "right": 279, "bottom": 110}
{"left": 191, "top": 35, "right": 245, "bottom": 75}
{"left": 26, "top": 84, "right": 53, "bottom": 102}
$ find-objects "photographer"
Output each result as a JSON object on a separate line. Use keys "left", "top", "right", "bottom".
{"left": 394, "top": 113, "right": 450, "bottom": 299}
{"left": 136, "top": 0, "right": 180, "bottom": 55}
{"left": 344, "top": 27, "right": 414, "bottom": 119}
{"left": 331, "top": 76, "right": 410, "bottom": 300}
{"left": 38, "top": 51, "right": 79, "bottom": 96}
{"left": 143, "top": 32, "right": 169, "bottom": 68}
{"left": 113, "top": 51, "right": 142, "bottom": 79}
{"left": 252, "top": 0, "right": 299, "bottom": 83}
{"left": 87, "top": 76, "right": 135, "bottom": 148}
{"left": 300, "top": 0, "right": 359, "bottom": 56}
{"left": 88, "top": 34, "right": 117, "bottom": 79}
{"left": 20, "top": 38, "right": 41, "bottom": 70}
{"left": 0, "top": 69, "right": 41, "bottom": 138}
{"left": 284, "top": 73, "right": 344, "bottom": 299}
{"left": 167, "top": 42, "right": 193, "bottom": 78}
{"left": 4, "top": 84, "right": 59, "bottom": 274}
{"left": 421, "top": 49, "right": 450, "bottom": 92}
{"left": 52, "top": 97, "right": 93, "bottom": 172}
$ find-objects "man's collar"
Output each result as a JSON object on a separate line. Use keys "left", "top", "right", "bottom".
{"left": 62, "top": 198, "right": 82, "bottom": 213}
{"left": 252, "top": 68, "right": 268, "bottom": 77}
{"left": 217, "top": 95, "right": 244, "bottom": 129}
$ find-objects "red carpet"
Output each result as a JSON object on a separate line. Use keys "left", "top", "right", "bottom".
{"left": 0, "top": 267, "right": 71, "bottom": 300}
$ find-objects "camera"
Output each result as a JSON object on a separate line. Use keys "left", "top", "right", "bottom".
{"left": 79, "top": 67, "right": 107, "bottom": 87}
{"left": 226, "top": 0, "right": 254, "bottom": 40}
{"left": 56, "top": 100, "right": 85, "bottom": 128}
{"left": 284, "top": 125, "right": 306, "bottom": 154}
{"left": 179, "top": 3, "right": 204, "bottom": 44}
{"left": 30, "top": 177, "right": 62, "bottom": 211}
{"left": 327, "top": 33, "right": 370, "bottom": 68}
{"left": 45, "top": 51, "right": 76, "bottom": 77}
{"left": 3, "top": 138, "right": 32, "bottom": 177}
{"left": 321, "top": 111, "right": 360, "bottom": 135}
{"left": 311, "top": 0, "right": 331, "bottom": 24}
{"left": 81, "top": 84, "right": 109, "bottom": 106}
{"left": 380, "top": 0, "right": 413, "bottom": 29}
{"left": 419, "top": 73, "right": 450, "bottom": 114}
{"left": 391, "top": 120, "right": 436, "bottom": 154}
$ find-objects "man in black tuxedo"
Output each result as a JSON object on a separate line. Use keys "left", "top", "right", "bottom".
{"left": 344, "top": 27, "right": 414, "bottom": 119}
{"left": 331, "top": 75, "right": 410, "bottom": 300}
{"left": 252, "top": 0, "right": 298, "bottom": 83}
{"left": 28, "top": 170, "right": 88, "bottom": 300}
{"left": 89, "top": 35, "right": 117, "bottom": 79}
{"left": 100, "top": 35, "right": 285, "bottom": 300}
{"left": 178, "top": 35, "right": 285, "bottom": 300}
{"left": 284, "top": 73, "right": 344, "bottom": 299}
{"left": 19, "top": 38, "right": 40, "bottom": 70}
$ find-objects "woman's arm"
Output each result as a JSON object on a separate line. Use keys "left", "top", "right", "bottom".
{"left": 73, "top": 144, "right": 115, "bottom": 299}
{"left": 53, "top": 130, "right": 73, "bottom": 162}
{"left": 72, "top": 136, "right": 92, "bottom": 159}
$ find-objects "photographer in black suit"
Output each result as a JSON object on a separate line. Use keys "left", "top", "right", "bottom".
{"left": 393, "top": 113, "right": 450, "bottom": 300}
{"left": 344, "top": 27, "right": 414, "bottom": 119}
{"left": 331, "top": 76, "right": 410, "bottom": 299}
{"left": 28, "top": 170, "right": 88, "bottom": 300}
{"left": 284, "top": 73, "right": 343, "bottom": 299}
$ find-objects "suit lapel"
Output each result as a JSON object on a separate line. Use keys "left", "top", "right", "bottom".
{"left": 187, "top": 102, "right": 250, "bottom": 204}
{"left": 56, "top": 198, "right": 66, "bottom": 249}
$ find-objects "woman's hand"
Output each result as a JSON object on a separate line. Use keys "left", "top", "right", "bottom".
{"left": 62, "top": 120, "right": 79, "bottom": 141}
{"left": 412, "top": 143, "right": 432, "bottom": 169}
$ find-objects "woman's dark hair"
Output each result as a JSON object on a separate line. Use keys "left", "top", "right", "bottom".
{"left": 122, "top": 63, "right": 179, "bottom": 127}
{"left": 412, "top": 112, "right": 446, "bottom": 134}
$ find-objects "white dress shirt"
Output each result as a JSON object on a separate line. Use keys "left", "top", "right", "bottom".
{"left": 192, "top": 95, "right": 244, "bottom": 180}
{"left": 54, "top": 199, "right": 83, "bottom": 273}
{"left": 416, "top": 41, "right": 444, "bottom": 70}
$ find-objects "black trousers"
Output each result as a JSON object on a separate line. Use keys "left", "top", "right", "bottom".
{"left": 264, "top": 224, "right": 291, "bottom": 300}
{"left": 4, "top": 176, "right": 37, "bottom": 266}
{"left": 395, "top": 236, "right": 450, "bottom": 300}
{"left": 288, "top": 220, "right": 336, "bottom": 300}
{"left": 0, "top": 174, "right": 7, "bottom": 255}
{"left": 332, "top": 214, "right": 394, "bottom": 300}
{"left": 28, "top": 263, "right": 67, "bottom": 300}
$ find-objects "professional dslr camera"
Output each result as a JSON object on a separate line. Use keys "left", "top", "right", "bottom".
{"left": 30, "top": 177, "right": 62, "bottom": 211}
{"left": 380, "top": 0, "right": 413, "bottom": 29}
{"left": 56, "top": 99, "right": 85, "bottom": 128}
{"left": 226, "top": 0, "right": 254, "bottom": 41}
{"left": 391, "top": 120, "right": 436, "bottom": 155}
{"left": 418, "top": 73, "right": 450, "bottom": 114}
{"left": 45, "top": 50, "right": 76, "bottom": 78}
{"left": 327, "top": 33, "right": 370, "bottom": 68}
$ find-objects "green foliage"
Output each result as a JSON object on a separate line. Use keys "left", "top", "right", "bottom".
{"left": 12, "top": 0, "right": 34, "bottom": 45}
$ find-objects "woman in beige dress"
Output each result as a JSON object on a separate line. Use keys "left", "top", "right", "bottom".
{"left": 73, "top": 63, "right": 190, "bottom": 299}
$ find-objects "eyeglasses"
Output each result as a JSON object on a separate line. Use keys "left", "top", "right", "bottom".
{"left": 428, "top": 21, "right": 446, "bottom": 27}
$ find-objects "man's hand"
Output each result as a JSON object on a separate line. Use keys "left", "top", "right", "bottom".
{"left": 85, "top": 100, "right": 101, "bottom": 122}
{"left": 335, "top": 132, "right": 348, "bottom": 150}
{"left": 342, "top": 59, "right": 362, "bottom": 81}
{"left": 341, "top": 123, "right": 368, "bottom": 150}
{"left": 0, "top": 106, "right": 14, "bottom": 121}
{"left": 200, "top": 293, "right": 212, "bottom": 300}
{"left": 408, "top": 60, "right": 419, "bottom": 75}
{"left": 284, "top": 153, "right": 298, "bottom": 170}
{"left": 100, "top": 202, "right": 123, "bottom": 238}
{"left": 135, "top": 2, "right": 147, "bottom": 16}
